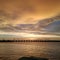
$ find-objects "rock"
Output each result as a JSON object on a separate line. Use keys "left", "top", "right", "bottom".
{"left": 18, "top": 56, "right": 48, "bottom": 60}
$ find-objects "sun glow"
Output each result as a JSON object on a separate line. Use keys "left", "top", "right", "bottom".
{"left": 0, "top": 32, "right": 60, "bottom": 38}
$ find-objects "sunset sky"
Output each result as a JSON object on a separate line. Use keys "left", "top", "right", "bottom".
{"left": 0, "top": 0, "right": 60, "bottom": 39}
{"left": 0, "top": 0, "right": 60, "bottom": 24}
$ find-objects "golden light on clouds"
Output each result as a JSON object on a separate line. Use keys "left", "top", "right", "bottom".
{"left": 0, "top": 0, "right": 60, "bottom": 24}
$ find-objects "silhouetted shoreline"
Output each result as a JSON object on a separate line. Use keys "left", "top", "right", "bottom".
{"left": 0, "top": 40, "right": 60, "bottom": 42}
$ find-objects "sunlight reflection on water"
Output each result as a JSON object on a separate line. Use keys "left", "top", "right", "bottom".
{"left": 0, "top": 42, "right": 60, "bottom": 60}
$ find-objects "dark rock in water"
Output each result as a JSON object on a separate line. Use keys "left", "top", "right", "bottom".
{"left": 18, "top": 56, "right": 48, "bottom": 60}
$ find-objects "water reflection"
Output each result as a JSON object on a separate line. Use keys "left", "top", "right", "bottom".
{"left": 0, "top": 42, "right": 60, "bottom": 60}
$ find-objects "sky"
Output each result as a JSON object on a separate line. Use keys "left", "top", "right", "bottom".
{"left": 0, "top": 0, "right": 60, "bottom": 39}
{"left": 0, "top": 0, "right": 60, "bottom": 24}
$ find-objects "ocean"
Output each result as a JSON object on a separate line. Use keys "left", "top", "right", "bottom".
{"left": 0, "top": 42, "right": 60, "bottom": 60}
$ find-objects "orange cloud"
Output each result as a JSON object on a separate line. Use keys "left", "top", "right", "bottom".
{"left": 0, "top": 0, "right": 60, "bottom": 24}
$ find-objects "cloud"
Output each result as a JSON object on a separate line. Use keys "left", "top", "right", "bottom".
{"left": 45, "top": 20, "right": 60, "bottom": 33}
{"left": 0, "top": 0, "right": 60, "bottom": 24}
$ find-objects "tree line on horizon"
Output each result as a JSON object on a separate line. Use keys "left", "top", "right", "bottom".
{"left": 0, "top": 39, "right": 60, "bottom": 42}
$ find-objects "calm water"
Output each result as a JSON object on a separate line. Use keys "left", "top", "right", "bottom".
{"left": 0, "top": 42, "right": 60, "bottom": 60}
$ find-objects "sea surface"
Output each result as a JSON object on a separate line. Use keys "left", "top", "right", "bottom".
{"left": 0, "top": 42, "right": 60, "bottom": 60}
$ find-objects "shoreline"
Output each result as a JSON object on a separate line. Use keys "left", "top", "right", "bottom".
{"left": 0, "top": 40, "right": 60, "bottom": 42}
